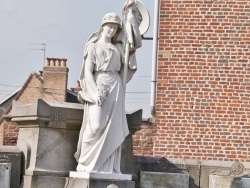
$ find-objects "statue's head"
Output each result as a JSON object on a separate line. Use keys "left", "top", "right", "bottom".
{"left": 84, "top": 12, "right": 121, "bottom": 47}
{"left": 101, "top": 12, "right": 121, "bottom": 27}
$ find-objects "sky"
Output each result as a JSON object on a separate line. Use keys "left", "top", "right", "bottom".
{"left": 0, "top": 0, "right": 155, "bottom": 118}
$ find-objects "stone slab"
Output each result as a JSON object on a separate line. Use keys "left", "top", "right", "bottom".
{"left": 0, "top": 146, "right": 21, "bottom": 188}
{"left": 134, "top": 156, "right": 199, "bottom": 188}
{"left": 140, "top": 171, "right": 189, "bottom": 188}
{"left": 209, "top": 175, "right": 250, "bottom": 188}
{"left": 22, "top": 175, "right": 67, "bottom": 188}
{"left": 0, "top": 163, "right": 11, "bottom": 188}
{"left": 70, "top": 171, "right": 132, "bottom": 181}
{"left": 65, "top": 177, "right": 135, "bottom": 188}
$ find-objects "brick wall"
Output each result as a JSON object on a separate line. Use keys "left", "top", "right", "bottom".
{"left": 133, "top": 120, "right": 156, "bottom": 156}
{"left": 153, "top": 0, "right": 250, "bottom": 161}
{"left": 2, "top": 119, "right": 19, "bottom": 145}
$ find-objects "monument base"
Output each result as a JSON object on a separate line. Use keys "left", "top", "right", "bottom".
{"left": 70, "top": 171, "right": 132, "bottom": 180}
{"left": 67, "top": 172, "right": 134, "bottom": 188}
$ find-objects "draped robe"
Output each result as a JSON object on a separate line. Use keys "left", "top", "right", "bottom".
{"left": 75, "top": 42, "right": 136, "bottom": 173}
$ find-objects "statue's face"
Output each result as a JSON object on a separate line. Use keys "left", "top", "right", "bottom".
{"left": 102, "top": 23, "right": 119, "bottom": 38}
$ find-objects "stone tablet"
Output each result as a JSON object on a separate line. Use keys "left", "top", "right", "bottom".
{"left": 0, "top": 146, "right": 21, "bottom": 188}
{"left": 140, "top": 171, "right": 189, "bottom": 188}
{"left": 0, "top": 163, "right": 11, "bottom": 188}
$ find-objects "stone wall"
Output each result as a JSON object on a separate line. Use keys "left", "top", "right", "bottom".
{"left": 152, "top": 0, "right": 250, "bottom": 161}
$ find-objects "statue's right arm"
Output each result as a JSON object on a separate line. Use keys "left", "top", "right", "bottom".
{"left": 84, "top": 57, "right": 102, "bottom": 105}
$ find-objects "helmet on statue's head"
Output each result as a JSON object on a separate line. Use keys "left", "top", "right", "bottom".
{"left": 101, "top": 12, "right": 121, "bottom": 27}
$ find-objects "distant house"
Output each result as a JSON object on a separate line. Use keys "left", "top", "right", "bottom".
{"left": 0, "top": 88, "right": 21, "bottom": 118}
{"left": 0, "top": 58, "right": 80, "bottom": 145}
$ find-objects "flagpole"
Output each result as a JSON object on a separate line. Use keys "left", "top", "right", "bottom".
{"left": 122, "top": 0, "right": 150, "bottom": 93}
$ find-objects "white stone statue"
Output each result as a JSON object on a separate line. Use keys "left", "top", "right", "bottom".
{"left": 74, "top": 1, "right": 142, "bottom": 174}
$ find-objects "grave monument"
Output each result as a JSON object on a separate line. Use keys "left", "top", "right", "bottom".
{"left": 69, "top": 0, "right": 150, "bottom": 187}
{"left": 6, "top": 1, "right": 149, "bottom": 187}
{"left": 9, "top": 1, "right": 149, "bottom": 187}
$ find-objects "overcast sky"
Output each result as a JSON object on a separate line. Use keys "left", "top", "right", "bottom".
{"left": 0, "top": 0, "right": 154, "bottom": 117}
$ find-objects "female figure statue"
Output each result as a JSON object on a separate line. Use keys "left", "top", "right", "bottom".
{"left": 74, "top": 8, "right": 141, "bottom": 174}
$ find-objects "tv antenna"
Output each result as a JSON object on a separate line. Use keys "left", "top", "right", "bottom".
{"left": 29, "top": 43, "right": 46, "bottom": 65}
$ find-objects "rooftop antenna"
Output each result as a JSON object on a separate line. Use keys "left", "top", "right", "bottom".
{"left": 29, "top": 43, "right": 46, "bottom": 66}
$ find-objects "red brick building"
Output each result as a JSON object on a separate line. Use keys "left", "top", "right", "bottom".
{"left": 133, "top": 0, "right": 250, "bottom": 162}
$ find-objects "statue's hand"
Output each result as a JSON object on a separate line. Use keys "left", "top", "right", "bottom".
{"left": 130, "top": 42, "right": 134, "bottom": 49}
{"left": 95, "top": 96, "right": 103, "bottom": 106}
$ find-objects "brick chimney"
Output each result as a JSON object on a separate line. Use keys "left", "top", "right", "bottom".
{"left": 70, "top": 80, "right": 81, "bottom": 93}
{"left": 42, "top": 58, "right": 68, "bottom": 102}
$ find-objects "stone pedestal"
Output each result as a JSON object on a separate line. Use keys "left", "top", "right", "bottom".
{"left": 67, "top": 172, "right": 135, "bottom": 188}
{"left": 11, "top": 99, "right": 84, "bottom": 188}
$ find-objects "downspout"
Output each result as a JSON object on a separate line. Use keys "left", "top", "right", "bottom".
{"left": 150, "top": 0, "right": 160, "bottom": 119}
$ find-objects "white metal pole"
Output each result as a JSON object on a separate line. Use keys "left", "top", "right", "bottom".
{"left": 150, "top": 0, "right": 160, "bottom": 118}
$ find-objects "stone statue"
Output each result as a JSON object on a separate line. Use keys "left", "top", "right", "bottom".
{"left": 74, "top": 0, "right": 142, "bottom": 174}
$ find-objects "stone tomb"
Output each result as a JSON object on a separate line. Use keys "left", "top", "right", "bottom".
{"left": 12, "top": 99, "right": 84, "bottom": 188}
{"left": 11, "top": 99, "right": 142, "bottom": 188}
